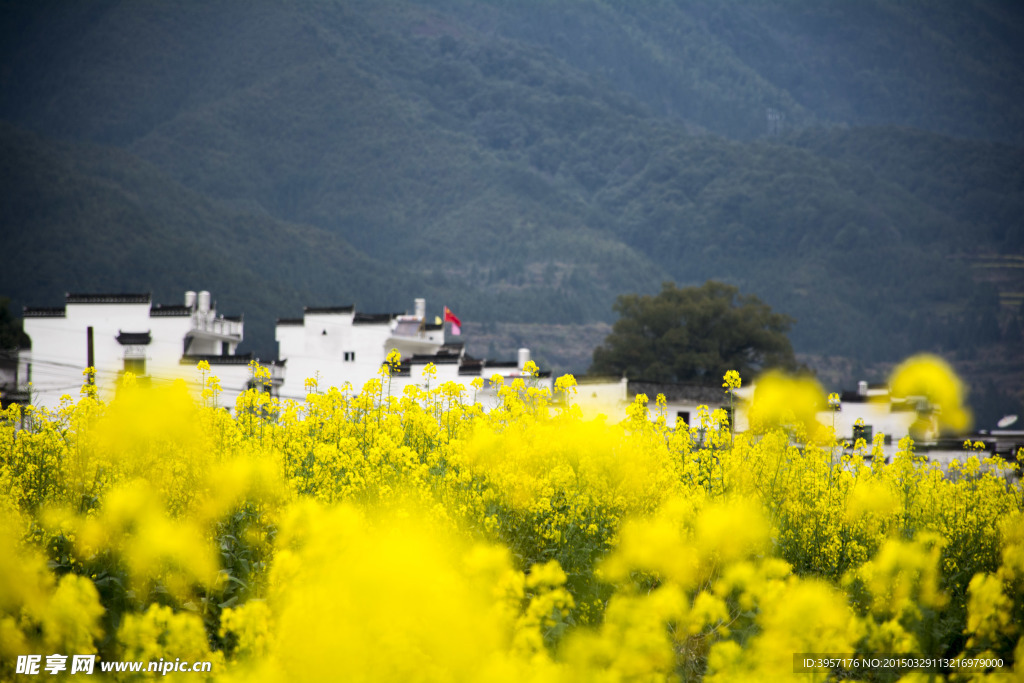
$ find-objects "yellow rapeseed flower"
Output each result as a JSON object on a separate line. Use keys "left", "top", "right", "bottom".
{"left": 889, "top": 353, "right": 971, "bottom": 433}
{"left": 747, "top": 370, "right": 826, "bottom": 437}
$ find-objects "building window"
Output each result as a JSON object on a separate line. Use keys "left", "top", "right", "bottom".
{"left": 853, "top": 423, "right": 873, "bottom": 443}
{"left": 676, "top": 411, "right": 690, "bottom": 429}
{"left": 247, "top": 379, "right": 273, "bottom": 394}
{"left": 222, "top": 341, "right": 230, "bottom": 355}
{"left": 124, "top": 357, "right": 146, "bottom": 376}
{"left": 344, "top": 351, "right": 356, "bottom": 362}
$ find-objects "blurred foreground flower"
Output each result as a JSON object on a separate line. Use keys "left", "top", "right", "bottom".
{"left": 747, "top": 371, "right": 826, "bottom": 438}
{"left": 888, "top": 354, "right": 971, "bottom": 433}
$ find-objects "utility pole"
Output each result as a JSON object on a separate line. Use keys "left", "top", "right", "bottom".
{"left": 86, "top": 326, "right": 95, "bottom": 386}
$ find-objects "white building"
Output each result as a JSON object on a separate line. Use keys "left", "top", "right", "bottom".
{"left": 275, "top": 298, "right": 551, "bottom": 402}
{"left": 819, "top": 381, "right": 1022, "bottom": 468}
{"left": 571, "top": 376, "right": 936, "bottom": 461}
{"left": 20, "top": 291, "right": 281, "bottom": 409}
{"left": 819, "top": 381, "right": 919, "bottom": 460}
{"left": 569, "top": 378, "right": 749, "bottom": 439}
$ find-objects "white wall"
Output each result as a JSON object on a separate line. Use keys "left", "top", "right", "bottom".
{"left": 276, "top": 311, "right": 357, "bottom": 400}
{"left": 275, "top": 305, "right": 556, "bottom": 408}
{"left": 815, "top": 400, "right": 918, "bottom": 461}
{"left": 574, "top": 378, "right": 629, "bottom": 419}
{"left": 21, "top": 294, "right": 248, "bottom": 410}
{"left": 275, "top": 308, "right": 445, "bottom": 400}
{"left": 25, "top": 301, "right": 153, "bottom": 406}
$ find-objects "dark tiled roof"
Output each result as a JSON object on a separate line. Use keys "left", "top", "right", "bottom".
{"left": 628, "top": 381, "right": 725, "bottom": 404}
{"left": 181, "top": 354, "right": 285, "bottom": 366}
{"left": 411, "top": 353, "right": 459, "bottom": 364}
{"left": 150, "top": 304, "right": 191, "bottom": 317}
{"left": 353, "top": 312, "right": 400, "bottom": 325}
{"left": 485, "top": 361, "right": 518, "bottom": 369}
{"left": 222, "top": 314, "right": 243, "bottom": 322}
{"left": 578, "top": 375, "right": 623, "bottom": 384}
{"left": 116, "top": 331, "right": 152, "bottom": 346}
{"left": 181, "top": 353, "right": 254, "bottom": 365}
{"left": 458, "top": 363, "right": 483, "bottom": 376}
{"left": 276, "top": 318, "right": 304, "bottom": 326}
{"left": 840, "top": 391, "right": 892, "bottom": 403}
{"left": 304, "top": 305, "right": 354, "bottom": 314}
{"left": 0, "top": 387, "right": 30, "bottom": 407}
{"left": 66, "top": 293, "right": 151, "bottom": 304}
{"left": 23, "top": 306, "right": 66, "bottom": 318}
{"left": 424, "top": 322, "right": 443, "bottom": 331}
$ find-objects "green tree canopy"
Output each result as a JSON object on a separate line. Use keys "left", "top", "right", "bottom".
{"left": 590, "top": 281, "right": 796, "bottom": 383}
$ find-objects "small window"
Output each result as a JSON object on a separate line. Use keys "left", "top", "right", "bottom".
{"left": 676, "top": 411, "right": 690, "bottom": 429}
{"left": 221, "top": 341, "right": 230, "bottom": 355}
{"left": 124, "top": 358, "right": 146, "bottom": 375}
{"left": 247, "top": 379, "right": 272, "bottom": 394}
{"left": 853, "top": 423, "right": 873, "bottom": 443}
{"left": 344, "top": 351, "right": 356, "bottom": 362}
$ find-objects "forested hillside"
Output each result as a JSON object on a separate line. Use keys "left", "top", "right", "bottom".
{"left": 0, "top": 123, "right": 418, "bottom": 348}
{"left": 1, "top": 0, "right": 1021, "bottom": 420}
{"left": 427, "top": 0, "right": 1024, "bottom": 144}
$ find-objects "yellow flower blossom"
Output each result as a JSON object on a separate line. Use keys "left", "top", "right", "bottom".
{"left": 889, "top": 353, "right": 971, "bottom": 433}
{"left": 0, "top": 352, "right": 1019, "bottom": 680}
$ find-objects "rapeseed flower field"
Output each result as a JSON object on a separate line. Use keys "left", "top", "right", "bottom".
{"left": 1, "top": 359, "right": 1022, "bottom": 681}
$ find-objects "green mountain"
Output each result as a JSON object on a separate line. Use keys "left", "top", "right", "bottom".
{"left": 787, "top": 126, "right": 1024, "bottom": 250}
{"left": 0, "top": 122, "right": 412, "bottom": 356}
{"left": 424, "top": 0, "right": 1024, "bottom": 144}
{"left": 1, "top": 0, "right": 1022, "bottom": 421}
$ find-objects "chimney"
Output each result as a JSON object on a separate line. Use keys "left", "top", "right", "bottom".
{"left": 517, "top": 348, "right": 530, "bottom": 371}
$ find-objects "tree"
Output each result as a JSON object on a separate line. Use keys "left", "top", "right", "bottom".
{"left": 590, "top": 281, "right": 796, "bottom": 383}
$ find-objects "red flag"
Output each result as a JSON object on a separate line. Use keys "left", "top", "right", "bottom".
{"left": 444, "top": 306, "right": 462, "bottom": 335}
